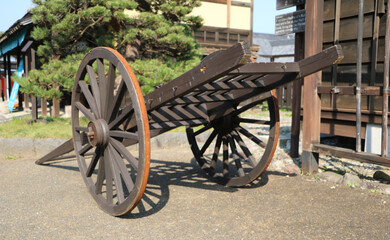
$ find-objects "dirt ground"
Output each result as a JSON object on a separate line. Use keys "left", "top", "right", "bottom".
{"left": 1, "top": 148, "right": 390, "bottom": 239}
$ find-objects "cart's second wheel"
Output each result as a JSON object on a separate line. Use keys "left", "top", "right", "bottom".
{"left": 72, "top": 47, "right": 150, "bottom": 216}
{"left": 186, "top": 90, "right": 280, "bottom": 187}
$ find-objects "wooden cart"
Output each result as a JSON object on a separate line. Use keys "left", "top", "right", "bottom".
{"left": 36, "top": 42, "right": 343, "bottom": 216}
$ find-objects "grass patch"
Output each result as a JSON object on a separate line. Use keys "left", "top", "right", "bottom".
{"left": 0, "top": 108, "right": 278, "bottom": 139}
{"left": 0, "top": 115, "right": 198, "bottom": 139}
{"left": 167, "top": 125, "right": 205, "bottom": 133}
{"left": 0, "top": 116, "right": 88, "bottom": 139}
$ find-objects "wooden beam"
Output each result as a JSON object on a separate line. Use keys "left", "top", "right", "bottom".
{"left": 298, "top": 45, "right": 343, "bottom": 77}
{"left": 227, "top": 0, "right": 231, "bottom": 28}
{"left": 317, "top": 86, "right": 384, "bottom": 96}
{"left": 381, "top": 1, "right": 390, "bottom": 156}
{"left": 144, "top": 42, "right": 251, "bottom": 111}
{"left": 312, "top": 143, "right": 390, "bottom": 167}
{"left": 201, "top": 0, "right": 251, "bottom": 7}
{"left": 230, "top": 62, "right": 300, "bottom": 75}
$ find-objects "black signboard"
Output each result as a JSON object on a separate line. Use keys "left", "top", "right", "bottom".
{"left": 277, "top": 0, "right": 305, "bottom": 10}
{"left": 275, "top": 9, "right": 306, "bottom": 35}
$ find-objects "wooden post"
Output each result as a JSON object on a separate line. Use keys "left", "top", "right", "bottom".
{"left": 17, "top": 49, "right": 23, "bottom": 111}
{"left": 331, "top": 0, "right": 341, "bottom": 109}
{"left": 250, "top": 0, "right": 254, "bottom": 46}
{"left": 227, "top": 0, "right": 231, "bottom": 28}
{"left": 24, "top": 54, "right": 29, "bottom": 110}
{"left": 290, "top": 3, "right": 305, "bottom": 158}
{"left": 2, "top": 55, "right": 6, "bottom": 100}
{"left": 302, "top": 0, "right": 323, "bottom": 174}
{"left": 382, "top": 2, "right": 390, "bottom": 157}
{"left": 369, "top": 0, "right": 380, "bottom": 112}
{"left": 7, "top": 54, "right": 12, "bottom": 100}
{"left": 355, "top": 0, "right": 364, "bottom": 153}
{"left": 30, "top": 48, "right": 38, "bottom": 121}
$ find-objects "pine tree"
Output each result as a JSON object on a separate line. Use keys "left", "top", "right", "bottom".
{"left": 17, "top": 0, "right": 203, "bottom": 110}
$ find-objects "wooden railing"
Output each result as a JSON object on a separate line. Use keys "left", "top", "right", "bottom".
{"left": 195, "top": 26, "right": 258, "bottom": 55}
{"left": 258, "top": 53, "right": 295, "bottom": 110}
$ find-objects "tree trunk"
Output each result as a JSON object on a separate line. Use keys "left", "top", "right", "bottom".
{"left": 24, "top": 93, "right": 29, "bottom": 110}
{"left": 41, "top": 98, "right": 47, "bottom": 116}
{"left": 52, "top": 98, "right": 60, "bottom": 117}
{"left": 32, "top": 97, "right": 38, "bottom": 121}
{"left": 125, "top": 40, "right": 141, "bottom": 62}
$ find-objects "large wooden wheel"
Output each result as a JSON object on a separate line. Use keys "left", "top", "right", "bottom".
{"left": 72, "top": 47, "right": 150, "bottom": 216}
{"left": 186, "top": 90, "right": 280, "bottom": 187}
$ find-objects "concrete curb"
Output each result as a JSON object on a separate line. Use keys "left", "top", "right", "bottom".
{"left": 0, "top": 133, "right": 196, "bottom": 158}
{"left": 1, "top": 131, "right": 292, "bottom": 158}
{"left": 0, "top": 138, "right": 67, "bottom": 158}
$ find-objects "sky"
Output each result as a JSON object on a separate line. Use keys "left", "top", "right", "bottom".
{"left": 0, "top": 0, "right": 295, "bottom": 34}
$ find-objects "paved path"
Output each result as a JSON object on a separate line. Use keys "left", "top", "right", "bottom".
{"left": 1, "top": 149, "right": 390, "bottom": 239}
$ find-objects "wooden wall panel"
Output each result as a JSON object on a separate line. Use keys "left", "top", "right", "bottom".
{"left": 323, "top": 14, "right": 374, "bottom": 43}
{"left": 324, "top": 13, "right": 387, "bottom": 43}
{"left": 324, "top": 37, "right": 385, "bottom": 64}
{"left": 321, "top": 120, "right": 365, "bottom": 138}
{"left": 322, "top": 63, "right": 385, "bottom": 85}
{"left": 323, "top": 0, "right": 377, "bottom": 21}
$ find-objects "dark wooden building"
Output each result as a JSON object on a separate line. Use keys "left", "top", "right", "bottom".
{"left": 320, "top": 0, "right": 387, "bottom": 139}
{"left": 295, "top": 0, "right": 390, "bottom": 173}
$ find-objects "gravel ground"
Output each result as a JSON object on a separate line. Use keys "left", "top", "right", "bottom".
{"left": 2, "top": 107, "right": 390, "bottom": 238}
{"left": 1, "top": 148, "right": 390, "bottom": 239}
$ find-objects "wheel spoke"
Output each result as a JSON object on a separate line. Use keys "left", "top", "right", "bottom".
{"left": 101, "top": 62, "right": 115, "bottom": 120}
{"left": 79, "top": 81, "right": 100, "bottom": 118}
{"left": 95, "top": 154, "right": 105, "bottom": 194}
{"left": 96, "top": 59, "right": 109, "bottom": 120}
{"left": 228, "top": 135, "right": 245, "bottom": 177}
{"left": 232, "top": 94, "right": 271, "bottom": 116}
{"left": 232, "top": 130, "right": 257, "bottom": 167}
{"left": 74, "top": 102, "right": 96, "bottom": 121}
{"left": 107, "top": 79, "right": 126, "bottom": 123}
{"left": 222, "top": 137, "right": 229, "bottom": 177}
{"left": 122, "top": 110, "right": 136, "bottom": 131}
{"left": 86, "top": 65, "right": 101, "bottom": 118}
{"left": 108, "top": 144, "right": 135, "bottom": 197}
{"left": 200, "top": 129, "right": 218, "bottom": 156}
{"left": 109, "top": 130, "right": 139, "bottom": 140}
{"left": 239, "top": 118, "right": 270, "bottom": 125}
{"left": 87, "top": 147, "right": 102, "bottom": 177}
{"left": 211, "top": 133, "right": 223, "bottom": 169}
{"left": 193, "top": 124, "right": 212, "bottom": 136}
{"left": 110, "top": 138, "right": 139, "bottom": 171}
{"left": 104, "top": 148, "right": 114, "bottom": 204}
{"left": 75, "top": 126, "right": 88, "bottom": 132}
{"left": 237, "top": 126, "right": 267, "bottom": 148}
{"left": 79, "top": 143, "right": 92, "bottom": 156}
{"left": 107, "top": 146, "right": 125, "bottom": 203}
{"left": 108, "top": 106, "right": 134, "bottom": 130}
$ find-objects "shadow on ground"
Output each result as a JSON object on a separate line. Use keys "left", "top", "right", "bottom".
{"left": 39, "top": 157, "right": 294, "bottom": 219}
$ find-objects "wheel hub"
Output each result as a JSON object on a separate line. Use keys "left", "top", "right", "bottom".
{"left": 87, "top": 119, "right": 109, "bottom": 147}
{"left": 211, "top": 114, "right": 238, "bottom": 134}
